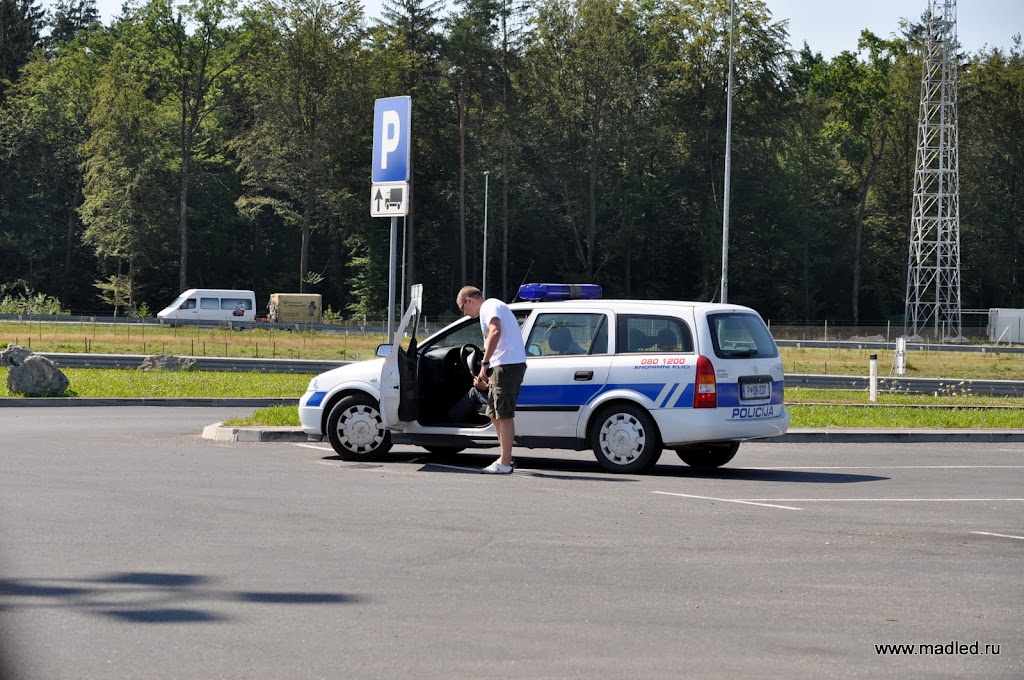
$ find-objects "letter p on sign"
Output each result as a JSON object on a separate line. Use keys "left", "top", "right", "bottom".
{"left": 380, "top": 111, "right": 400, "bottom": 169}
{"left": 372, "top": 96, "right": 411, "bottom": 183}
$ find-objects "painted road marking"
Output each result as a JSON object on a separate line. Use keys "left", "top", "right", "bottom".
{"left": 653, "top": 492, "right": 802, "bottom": 511}
{"left": 971, "top": 531, "right": 1024, "bottom": 541}
{"left": 295, "top": 443, "right": 333, "bottom": 451}
{"left": 742, "top": 465, "right": 1024, "bottom": 470}
{"left": 732, "top": 498, "right": 1024, "bottom": 502}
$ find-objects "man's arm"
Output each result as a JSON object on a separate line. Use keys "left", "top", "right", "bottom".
{"left": 479, "top": 317, "right": 502, "bottom": 380}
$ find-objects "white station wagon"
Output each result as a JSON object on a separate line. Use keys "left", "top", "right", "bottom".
{"left": 299, "top": 284, "right": 789, "bottom": 473}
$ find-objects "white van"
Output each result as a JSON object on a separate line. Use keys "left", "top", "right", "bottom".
{"left": 157, "top": 289, "right": 257, "bottom": 325}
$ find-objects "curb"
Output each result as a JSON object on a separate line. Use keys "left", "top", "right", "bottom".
{"left": 202, "top": 423, "right": 311, "bottom": 443}
{"left": 199, "top": 425, "right": 1024, "bottom": 444}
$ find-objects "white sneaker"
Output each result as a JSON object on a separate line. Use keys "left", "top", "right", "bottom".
{"left": 481, "top": 460, "right": 514, "bottom": 474}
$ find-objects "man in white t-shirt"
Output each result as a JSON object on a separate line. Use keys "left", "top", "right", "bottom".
{"left": 456, "top": 286, "right": 527, "bottom": 474}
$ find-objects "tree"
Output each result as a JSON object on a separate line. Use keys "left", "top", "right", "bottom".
{"left": 1, "top": 37, "right": 101, "bottom": 304}
{"left": 524, "top": 0, "right": 650, "bottom": 280}
{"left": 146, "top": 0, "right": 243, "bottom": 292}
{"left": 0, "top": 0, "right": 44, "bottom": 102}
{"left": 812, "top": 32, "right": 906, "bottom": 323}
{"left": 45, "top": 0, "right": 100, "bottom": 50}
{"left": 959, "top": 39, "right": 1024, "bottom": 308}
{"left": 234, "top": 0, "right": 367, "bottom": 293}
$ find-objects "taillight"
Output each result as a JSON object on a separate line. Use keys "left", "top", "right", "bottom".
{"left": 694, "top": 355, "right": 717, "bottom": 408}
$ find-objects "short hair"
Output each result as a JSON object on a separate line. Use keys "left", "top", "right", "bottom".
{"left": 456, "top": 286, "right": 483, "bottom": 307}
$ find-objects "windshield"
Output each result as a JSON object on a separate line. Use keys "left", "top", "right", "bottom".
{"left": 707, "top": 312, "right": 778, "bottom": 359}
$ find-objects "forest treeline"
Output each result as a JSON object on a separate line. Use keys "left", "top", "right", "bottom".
{"left": 1, "top": 0, "right": 1022, "bottom": 325}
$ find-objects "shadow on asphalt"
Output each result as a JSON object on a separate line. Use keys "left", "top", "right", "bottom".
{"left": 319, "top": 451, "right": 888, "bottom": 485}
{"left": 0, "top": 571, "right": 361, "bottom": 624}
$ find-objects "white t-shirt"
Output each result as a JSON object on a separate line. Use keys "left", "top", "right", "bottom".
{"left": 478, "top": 298, "right": 527, "bottom": 367}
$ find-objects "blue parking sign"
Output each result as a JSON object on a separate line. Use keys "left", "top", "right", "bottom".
{"left": 372, "top": 96, "right": 411, "bottom": 183}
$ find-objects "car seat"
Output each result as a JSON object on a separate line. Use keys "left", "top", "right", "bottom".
{"left": 548, "top": 326, "right": 574, "bottom": 354}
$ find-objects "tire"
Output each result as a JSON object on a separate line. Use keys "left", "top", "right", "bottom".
{"left": 590, "top": 403, "right": 662, "bottom": 473}
{"left": 674, "top": 442, "right": 740, "bottom": 469}
{"left": 326, "top": 394, "right": 392, "bottom": 461}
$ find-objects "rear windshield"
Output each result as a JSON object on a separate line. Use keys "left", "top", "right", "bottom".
{"left": 707, "top": 313, "right": 778, "bottom": 359}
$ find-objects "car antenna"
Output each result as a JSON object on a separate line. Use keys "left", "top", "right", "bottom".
{"left": 511, "top": 261, "right": 535, "bottom": 302}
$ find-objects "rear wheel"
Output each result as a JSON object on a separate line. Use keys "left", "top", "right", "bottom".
{"left": 326, "top": 394, "right": 392, "bottom": 461}
{"left": 674, "top": 442, "right": 740, "bottom": 469}
{"left": 590, "top": 403, "right": 662, "bottom": 473}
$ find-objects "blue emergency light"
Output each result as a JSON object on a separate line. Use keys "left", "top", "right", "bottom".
{"left": 517, "top": 283, "right": 603, "bottom": 301}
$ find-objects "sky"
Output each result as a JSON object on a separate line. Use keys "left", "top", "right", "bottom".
{"left": 73, "top": 0, "right": 1023, "bottom": 58}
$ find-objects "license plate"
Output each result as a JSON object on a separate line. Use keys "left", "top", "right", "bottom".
{"left": 741, "top": 381, "right": 771, "bottom": 400}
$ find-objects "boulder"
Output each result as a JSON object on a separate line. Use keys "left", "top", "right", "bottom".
{"left": 138, "top": 354, "right": 197, "bottom": 371}
{"left": 3, "top": 346, "right": 70, "bottom": 397}
{"left": 0, "top": 344, "right": 34, "bottom": 367}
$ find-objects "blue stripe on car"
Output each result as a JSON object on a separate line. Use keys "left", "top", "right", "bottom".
{"left": 517, "top": 380, "right": 783, "bottom": 410}
{"left": 306, "top": 391, "right": 327, "bottom": 407}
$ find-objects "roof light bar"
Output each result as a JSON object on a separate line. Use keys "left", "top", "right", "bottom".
{"left": 518, "top": 283, "right": 603, "bottom": 301}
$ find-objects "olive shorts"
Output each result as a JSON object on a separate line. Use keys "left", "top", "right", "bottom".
{"left": 486, "top": 362, "right": 527, "bottom": 420}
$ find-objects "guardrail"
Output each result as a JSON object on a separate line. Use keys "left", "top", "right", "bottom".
{"left": 29, "top": 353, "right": 1024, "bottom": 396}
{"left": 785, "top": 374, "right": 1024, "bottom": 397}
{"left": 775, "top": 339, "right": 1024, "bottom": 355}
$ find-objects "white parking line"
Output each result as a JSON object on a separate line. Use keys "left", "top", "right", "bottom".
{"left": 735, "top": 498, "right": 1024, "bottom": 502}
{"left": 743, "top": 465, "right": 1024, "bottom": 470}
{"left": 653, "top": 491, "right": 802, "bottom": 511}
{"left": 971, "top": 531, "right": 1024, "bottom": 541}
{"left": 295, "top": 443, "right": 333, "bottom": 451}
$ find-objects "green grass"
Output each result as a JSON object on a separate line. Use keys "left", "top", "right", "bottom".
{"left": 0, "top": 367, "right": 311, "bottom": 398}
{"left": 788, "top": 404, "right": 1024, "bottom": 429}
{"left": 784, "top": 387, "right": 1024, "bottom": 407}
{"left": 223, "top": 405, "right": 302, "bottom": 427}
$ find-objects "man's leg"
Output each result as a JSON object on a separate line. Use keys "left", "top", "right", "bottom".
{"left": 493, "top": 417, "right": 514, "bottom": 465}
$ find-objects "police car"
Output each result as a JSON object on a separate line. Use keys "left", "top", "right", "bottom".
{"left": 299, "top": 284, "right": 789, "bottom": 473}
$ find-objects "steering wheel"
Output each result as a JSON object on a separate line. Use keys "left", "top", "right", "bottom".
{"left": 460, "top": 344, "right": 483, "bottom": 376}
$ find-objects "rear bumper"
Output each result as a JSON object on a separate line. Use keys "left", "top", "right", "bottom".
{"left": 653, "top": 404, "right": 790, "bottom": 446}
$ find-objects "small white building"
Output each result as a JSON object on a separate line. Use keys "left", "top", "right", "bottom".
{"left": 987, "top": 308, "right": 1024, "bottom": 343}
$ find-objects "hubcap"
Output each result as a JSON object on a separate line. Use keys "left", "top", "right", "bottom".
{"left": 599, "top": 413, "right": 645, "bottom": 464}
{"left": 337, "top": 405, "right": 383, "bottom": 453}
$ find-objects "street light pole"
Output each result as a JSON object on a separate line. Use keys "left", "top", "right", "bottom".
{"left": 720, "top": 0, "right": 735, "bottom": 305}
{"left": 483, "top": 170, "right": 490, "bottom": 298}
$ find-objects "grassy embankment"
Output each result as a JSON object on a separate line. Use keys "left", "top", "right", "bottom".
{"left": 2, "top": 320, "right": 1023, "bottom": 428}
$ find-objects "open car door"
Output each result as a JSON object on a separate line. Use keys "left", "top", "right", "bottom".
{"left": 380, "top": 286, "right": 422, "bottom": 429}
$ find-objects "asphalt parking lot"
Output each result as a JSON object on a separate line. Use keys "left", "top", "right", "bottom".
{"left": 0, "top": 407, "right": 1021, "bottom": 679}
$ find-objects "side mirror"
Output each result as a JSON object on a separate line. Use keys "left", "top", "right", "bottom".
{"left": 376, "top": 343, "right": 392, "bottom": 357}
{"left": 527, "top": 344, "right": 542, "bottom": 357}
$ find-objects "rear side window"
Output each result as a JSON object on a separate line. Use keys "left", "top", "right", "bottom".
{"left": 707, "top": 313, "right": 778, "bottom": 359}
{"left": 616, "top": 315, "right": 694, "bottom": 354}
{"left": 527, "top": 313, "right": 607, "bottom": 357}
{"left": 221, "top": 298, "right": 253, "bottom": 311}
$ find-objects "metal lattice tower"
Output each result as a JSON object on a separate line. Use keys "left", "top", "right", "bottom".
{"left": 904, "top": 0, "right": 962, "bottom": 341}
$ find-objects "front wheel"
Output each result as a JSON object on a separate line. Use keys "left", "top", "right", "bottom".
{"left": 326, "top": 394, "right": 392, "bottom": 461}
{"left": 590, "top": 403, "right": 662, "bottom": 473}
{"left": 674, "top": 442, "right": 740, "bottom": 469}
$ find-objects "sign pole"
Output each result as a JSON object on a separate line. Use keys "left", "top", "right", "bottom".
{"left": 388, "top": 216, "right": 398, "bottom": 343}
{"left": 371, "top": 96, "right": 411, "bottom": 344}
